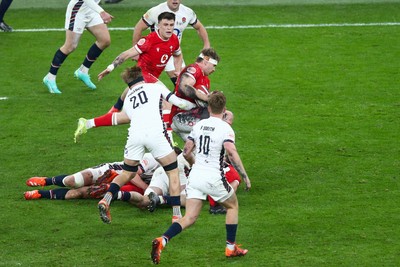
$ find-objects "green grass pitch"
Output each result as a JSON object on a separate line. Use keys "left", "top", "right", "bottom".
{"left": 0, "top": 1, "right": 399, "bottom": 266}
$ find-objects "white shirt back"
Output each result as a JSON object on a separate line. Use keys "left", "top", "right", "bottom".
{"left": 123, "top": 82, "right": 171, "bottom": 134}
{"left": 188, "top": 116, "right": 235, "bottom": 171}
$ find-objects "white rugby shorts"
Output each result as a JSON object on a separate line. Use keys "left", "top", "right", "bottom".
{"left": 124, "top": 130, "right": 173, "bottom": 161}
{"left": 164, "top": 56, "right": 186, "bottom": 72}
{"left": 186, "top": 168, "right": 234, "bottom": 202}
{"left": 65, "top": 2, "right": 103, "bottom": 34}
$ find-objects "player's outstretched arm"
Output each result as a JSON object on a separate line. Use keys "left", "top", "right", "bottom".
{"left": 183, "top": 140, "right": 196, "bottom": 167}
{"left": 224, "top": 142, "right": 251, "bottom": 191}
{"left": 132, "top": 19, "right": 149, "bottom": 46}
{"left": 98, "top": 48, "right": 139, "bottom": 81}
{"left": 161, "top": 85, "right": 196, "bottom": 110}
{"left": 192, "top": 20, "right": 210, "bottom": 50}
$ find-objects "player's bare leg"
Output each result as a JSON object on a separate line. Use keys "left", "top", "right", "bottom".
{"left": 74, "top": 24, "right": 111, "bottom": 89}
{"left": 157, "top": 152, "right": 182, "bottom": 222}
{"left": 98, "top": 162, "right": 138, "bottom": 224}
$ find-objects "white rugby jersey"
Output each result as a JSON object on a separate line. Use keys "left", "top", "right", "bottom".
{"left": 123, "top": 82, "right": 196, "bottom": 135}
{"left": 188, "top": 116, "right": 235, "bottom": 171}
{"left": 139, "top": 153, "right": 160, "bottom": 182}
{"left": 142, "top": 2, "right": 198, "bottom": 42}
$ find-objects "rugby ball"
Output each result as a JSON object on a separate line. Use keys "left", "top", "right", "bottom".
{"left": 195, "top": 85, "right": 209, "bottom": 108}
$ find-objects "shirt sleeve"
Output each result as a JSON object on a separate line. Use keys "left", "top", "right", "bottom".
{"left": 142, "top": 6, "right": 158, "bottom": 27}
{"left": 161, "top": 86, "right": 196, "bottom": 110}
{"left": 224, "top": 125, "right": 235, "bottom": 143}
{"left": 134, "top": 37, "right": 148, "bottom": 54}
{"left": 187, "top": 8, "right": 198, "bottom": 25}
{"left": 172, "top": 37, "right": 182, "bottom": 56}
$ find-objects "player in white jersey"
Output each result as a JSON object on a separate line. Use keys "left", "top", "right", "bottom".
{"left": 97, "top": 66, "right": 197, "bottom": 224}
{"left": 42, "top": 0, "right": 113, "bottom": 94}
{"left": 24, "top": 152, "right": 158, "bottom": 190}
{"left": 23, "top": 152, "right": 159, "bottom": 200}
{"left": 132, "top": 0, "right": 210, "bottom": 86}
{"left": 151, "top": 91, "right": 251, "bottom": 264}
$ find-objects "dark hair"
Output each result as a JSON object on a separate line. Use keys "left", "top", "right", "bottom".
{"left": 208, "top": 91, "right": 226, "bottom": 114}
{"left": 158, "top": 12, "right": 175, "bottom": 23}
{"left": 197, "top": 48, "right": 220, "bottom": 63}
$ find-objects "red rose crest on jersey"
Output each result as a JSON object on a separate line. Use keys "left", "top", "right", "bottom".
{"left": 182, "top": 17, "right": 187, "bottom": 23}
{"left": 137, "top": 38, "right": 146, "bottom": 46}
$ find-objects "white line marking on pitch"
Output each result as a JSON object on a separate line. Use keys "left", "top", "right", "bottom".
{"left": 11, "top": 22, "right": 400, "bottom": 32}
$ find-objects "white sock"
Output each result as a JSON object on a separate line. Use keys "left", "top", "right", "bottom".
{"left": 86, "top": 119, "right": 95, "bottom": 129}
{"left": 173, "top": 206, "right": 181, "bottom": 217}
{"left": 162, "top": 237, "right": 168, "bottom": 246}
{"left": 226, "top": 242, "right": 235, "bottom": 250}
{"left": 79, "top": 65, "right": 89, "bottom": 74}
{"left": 47, "top": 73, "right": 56, "bottom": 81}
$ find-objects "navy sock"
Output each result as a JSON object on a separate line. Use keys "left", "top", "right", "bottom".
{"left": 38, "top": 190, "right": 51, "bottom": 199}
{"left": 0, "top": 0, "right": 13, "bottom": 21}
{"left": 226, "top": 224, "right": 238, "bottom": 244}
{"left": 163, "top": 222, "right": 182, "bottom": 242}
{"left": 83, "top": 43, "right": 103, "bottom": 69}
{"left": 120, "top": 191, "right": 131, "bottom": 201}
{"left": 108, "top": 183, "right": 121, "bottom": 201}
{"left": 169, "top": 196, "right": 181, "bottom": 206}
{"left": 49, "top": 49, "right": 68, "bottom": 75}
{"left": 51, "top": 188, "right": 70, "bottom": 200}
{"left": 163, "top": 195, "right": 171, "bottom": 205}
{"left": 114, "top": 97, "right": 124, "bottom": 110}
{"left": 45, "top": 175, "right": 67, "bottom": 187}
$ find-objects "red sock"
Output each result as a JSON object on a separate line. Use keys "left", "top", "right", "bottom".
{"left": 108, "top": 106, "right": 120, "bottom": 114}
{"left": 208, "top": 195, "right": 216, "bottom": 207}
{"left": 94, "top": 112, "right": 113, "bottom": 127}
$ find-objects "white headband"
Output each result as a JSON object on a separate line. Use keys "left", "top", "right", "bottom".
{"left": 199, "top": 53, "right": 218, "bottom": 65}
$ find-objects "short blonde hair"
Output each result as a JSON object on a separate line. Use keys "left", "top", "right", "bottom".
{"left": 208, "top": 91, "right": 226, "bottom": 114}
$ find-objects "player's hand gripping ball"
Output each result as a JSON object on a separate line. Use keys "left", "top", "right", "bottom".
{"left": 195, "top": 85, "right": 209, "bottom": 108}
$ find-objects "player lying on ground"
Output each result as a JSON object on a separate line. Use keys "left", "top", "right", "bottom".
{"left": 24, "top": 152, "right": 161, "bottom": 197}
{"left": 23, "top": 151, "right": 184, "bottom": 210}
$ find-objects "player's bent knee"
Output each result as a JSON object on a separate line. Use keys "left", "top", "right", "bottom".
{"left": 123, "top": 163, "right": 139, "bottom": 173}
{"left": 72, "top": 172, "right": 84, "bottom": 188}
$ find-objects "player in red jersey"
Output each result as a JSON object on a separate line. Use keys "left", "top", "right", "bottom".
{"left": 170, "top": 48, "right": 220, "bottom": 141}
{"left": 98, "top": 11, "right": 181, "bottom": 81}
{"left": 74, "top": 12, "right": 181, "bottom": 143}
